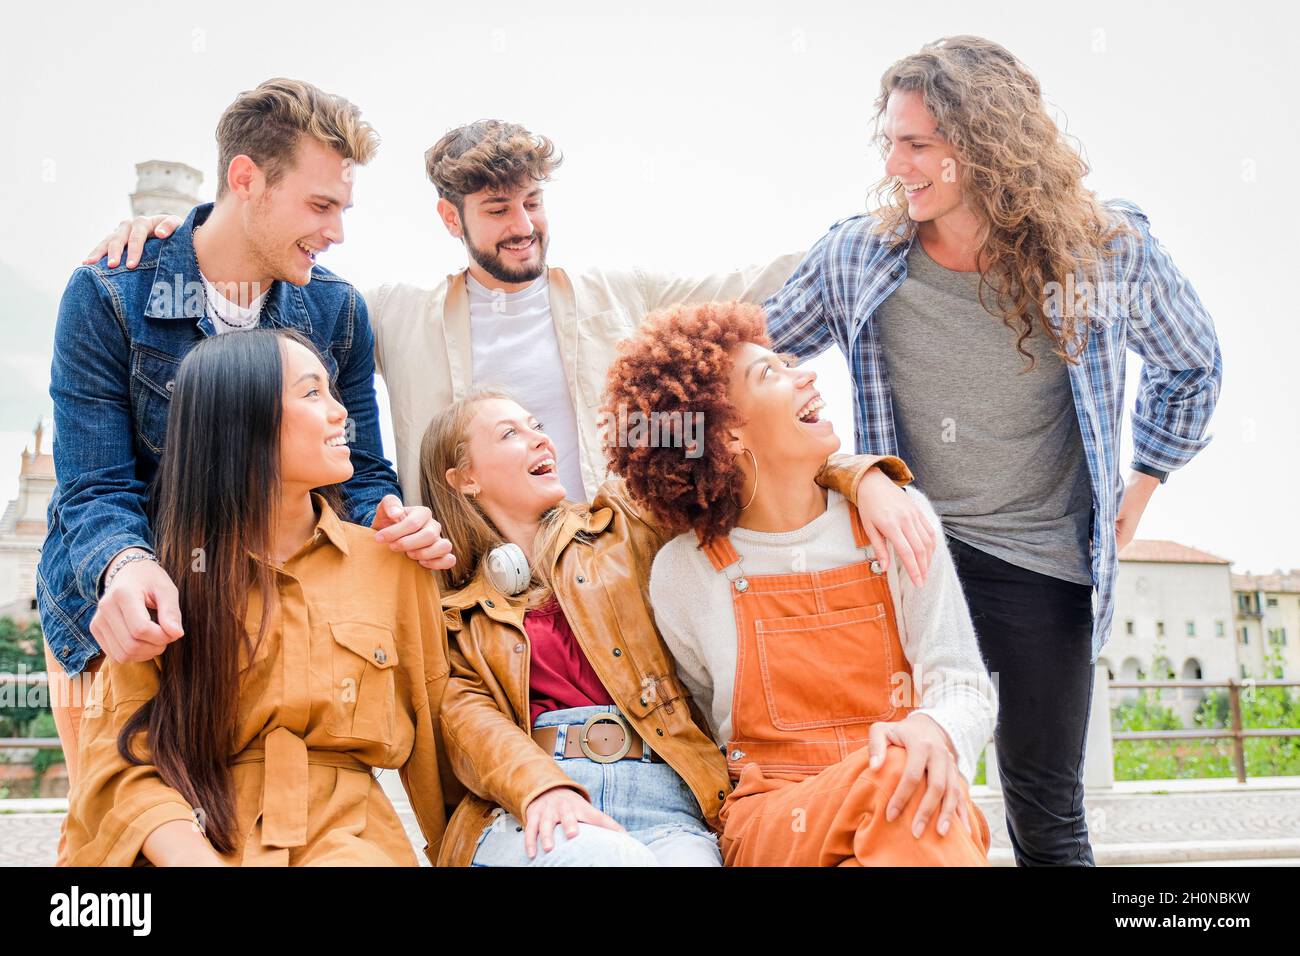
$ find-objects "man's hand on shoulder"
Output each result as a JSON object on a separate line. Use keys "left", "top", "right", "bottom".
{"left": 84, "top": 214, "right": 183, "bottom": 269}
{"left": 371, "top": 494, "right": 456, "bottom": 571}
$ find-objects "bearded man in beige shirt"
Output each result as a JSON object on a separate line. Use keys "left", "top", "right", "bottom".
{"left": 90, "top": 119, "right": 801, "bottom": 503}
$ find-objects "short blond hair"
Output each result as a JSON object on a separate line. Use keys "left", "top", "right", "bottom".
{"left": 214, "top": 77, "right": 380, "bottom": 198}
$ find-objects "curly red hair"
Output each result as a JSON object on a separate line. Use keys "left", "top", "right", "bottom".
{"left": 602, "top": 300, "right": 770, "bottom": 545}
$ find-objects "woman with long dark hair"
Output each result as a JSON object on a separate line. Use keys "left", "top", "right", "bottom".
{"left": 65, "top": 328, "right": 457, "bottom": 866}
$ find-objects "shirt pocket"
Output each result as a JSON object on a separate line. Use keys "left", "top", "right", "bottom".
{"left": 129, "top": 345, "right": 180, "bottom": 456}
{"left": 753, "top": 603, "right": 896, "bottom": 730}
{"left": 325, "top": 621, "right": 400, "bottom": 745}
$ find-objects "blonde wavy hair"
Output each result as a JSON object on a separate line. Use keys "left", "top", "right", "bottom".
{"left": 870, "top": 36, "right": 1130, "bottom": 367}
{"left": 215, "top": 77, "right": 380, "bottom": 199}
{"left": 418, "top": 387, "right": 583, "bottom": 605}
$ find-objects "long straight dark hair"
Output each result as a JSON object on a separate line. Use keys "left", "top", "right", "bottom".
{"left": 118, "top": 327, "right": 344, "bottom": 854}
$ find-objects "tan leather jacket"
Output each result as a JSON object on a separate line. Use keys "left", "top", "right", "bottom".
{"left": 435, "top": 454, "right": 909, "bottom": 866}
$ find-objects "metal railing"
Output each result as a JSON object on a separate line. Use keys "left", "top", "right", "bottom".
{"left": 3, "top": 673, "right": 1298, "bottom": 786}
{"left": 0, "top": 672, "right": 63, "bottom": 753}
{"left": 1108, "top": 677, "right": 1300, "bottom": 783}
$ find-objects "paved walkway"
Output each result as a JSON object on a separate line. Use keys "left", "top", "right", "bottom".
{"left": 969, "top": 778, "right": 1300, "bottom": 866}
{"left": 5, "top": 773, "right": 1297, "bottom": 867}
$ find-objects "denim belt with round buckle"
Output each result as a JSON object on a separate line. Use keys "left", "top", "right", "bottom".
{"left": 579, "top": 712, "right": 633, "bottom": 763}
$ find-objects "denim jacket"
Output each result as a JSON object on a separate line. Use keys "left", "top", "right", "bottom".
{"left": 37, "top": 202, "right": 401, "bottom": 678}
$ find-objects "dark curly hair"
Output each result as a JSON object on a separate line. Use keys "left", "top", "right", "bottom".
{"left": 424, "top": 119, "right": 561, "bottom": 213}
{"left": 602, "top": 301, "right": 769, "bottom": 545}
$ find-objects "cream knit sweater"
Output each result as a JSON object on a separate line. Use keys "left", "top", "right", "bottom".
{"left": 649, "top": 486, "right": 998, "bottom": 784}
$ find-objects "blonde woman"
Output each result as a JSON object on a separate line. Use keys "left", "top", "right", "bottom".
{"left": 419, "top": 388, "right": 905, "bottom": 866}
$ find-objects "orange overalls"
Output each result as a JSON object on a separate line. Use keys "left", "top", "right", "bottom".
{"left": 700, "top": 509, "right": 992, "bottom": 866}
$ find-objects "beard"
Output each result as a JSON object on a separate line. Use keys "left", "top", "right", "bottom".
{"left": 464, "top": 225, "right": 548, "bottom": 284}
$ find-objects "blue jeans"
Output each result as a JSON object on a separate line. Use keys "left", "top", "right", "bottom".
{"left": 470, "top": 705, "right": 722, "bottom": 867}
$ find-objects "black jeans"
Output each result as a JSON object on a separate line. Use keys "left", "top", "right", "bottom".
{"left": 946, "top": 534, "right": 1097, "bottom": 866}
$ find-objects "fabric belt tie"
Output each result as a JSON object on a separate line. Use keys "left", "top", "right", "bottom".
{"left": 232, "top": 726, "right": 372, "bottom": 849}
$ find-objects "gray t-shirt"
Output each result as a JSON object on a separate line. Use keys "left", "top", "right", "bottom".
{"left": 874, "top": 239, "right": 1093, "bottom": 585}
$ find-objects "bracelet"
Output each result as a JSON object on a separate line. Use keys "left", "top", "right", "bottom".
{"left": 101, "top": 550, "right": 158, "bottom": 596}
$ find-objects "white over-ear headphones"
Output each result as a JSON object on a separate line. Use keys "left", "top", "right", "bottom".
{"left": 485, "top": 542, "right": 530, "bottom": 596}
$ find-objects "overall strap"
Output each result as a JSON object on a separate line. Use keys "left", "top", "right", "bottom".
{"left": 695, "top": 529, "right": 752, "bottom": 593}
{"left": 848, "top": 507, "right": 885, "bottom": 573}
{"left": 848, "top": 506, "right": 871, "bottom": 550}
{"left": 696, "top": 528, "right": 741, "bottom": 572}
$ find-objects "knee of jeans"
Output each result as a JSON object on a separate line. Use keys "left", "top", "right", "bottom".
{"left": 550, "top": 823, "right": 657, "bottom": 866}
{"left": 645, "top": 828, "right": 723, "bottom": 867}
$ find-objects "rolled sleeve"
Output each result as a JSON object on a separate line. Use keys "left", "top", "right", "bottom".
{"left": 68, "top": 783, "right": 197, "bottom": 868}
{"left": 1121, "top": 203, "right": 1223, "bottom": 476}
{"left": 815, "top": 452, "right": 914, "bottom": 504}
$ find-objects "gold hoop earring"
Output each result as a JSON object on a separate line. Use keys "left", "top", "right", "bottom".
{"left": 740, "top": 448, "right": 759, "bottom": 510}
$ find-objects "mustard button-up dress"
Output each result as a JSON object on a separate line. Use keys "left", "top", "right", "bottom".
{"left": 65, "top": 494, "right": 460, "bottom": 866}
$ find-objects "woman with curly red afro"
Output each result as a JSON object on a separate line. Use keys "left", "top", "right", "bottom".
{"left": 602, "top": 300, "right": 1000, "bottom": 868}
{"left": 602, "top": 301, "right": 770, "bottom": 545}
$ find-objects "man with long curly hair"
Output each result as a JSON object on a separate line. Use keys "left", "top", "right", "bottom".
{"left": 765, "top": 36, "right": 1222, "bottom": 866}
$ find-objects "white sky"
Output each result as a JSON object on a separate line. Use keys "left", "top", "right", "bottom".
{"left": 1, "top": 0, "right": 1295, "bottom": 573}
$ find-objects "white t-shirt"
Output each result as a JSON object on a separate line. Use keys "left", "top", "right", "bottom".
{"left": 201, "top": 272, "right": 270, "bottom": 335}
{"left": 467, "top": 272, "right": 585, "bottom": 500}
{"left": 648, "top": 486, "right": 999, "bottom": 784}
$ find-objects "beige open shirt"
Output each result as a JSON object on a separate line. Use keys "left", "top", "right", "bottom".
{"left": 367, "top": 256, "right": 804, "bottom": 505}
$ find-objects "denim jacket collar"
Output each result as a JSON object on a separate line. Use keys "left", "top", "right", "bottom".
{"left": 144, "top": 202, "right": 314, "bottom": 337}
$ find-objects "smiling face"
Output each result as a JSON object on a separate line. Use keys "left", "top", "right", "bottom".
{"left": 242, "top": 135, "right": 354, "bottom": 286}
{"left": 449, "top": 397, "right": 566, "bottom": 524}
{"left": 277, "top": 337, "right": 354, "bottom": 492}
{"left": 439, "top": 182, "right": 549, "bottom": 290}
{"left": 726, "top": 341, "right": 840, "bottom": 469}
{"left": 881, "top": 88, "right": 965, "bottom": 226}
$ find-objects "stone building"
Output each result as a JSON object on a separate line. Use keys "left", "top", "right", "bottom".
{"left": 0, "top": 422, "right": 54, "bottom": 621}
{"left": 129, "top": 160, "right": 204, "bottom": 217}
{"left": 0, "top": 162, "right": 202, "bottom": 622}
{"left": 1232, "top": 569, "right": 1300, "bottom": 679}
{"left": 1106, "top": 539, "right": 1238, "bottom": 723}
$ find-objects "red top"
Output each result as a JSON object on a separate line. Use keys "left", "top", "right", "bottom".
{"left": 524, "top": 596, "right": 614, "bottom": 725}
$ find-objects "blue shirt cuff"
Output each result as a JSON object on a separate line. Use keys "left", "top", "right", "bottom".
{"left": 1131, "top": 461, "right": 1169, "bottom": 484}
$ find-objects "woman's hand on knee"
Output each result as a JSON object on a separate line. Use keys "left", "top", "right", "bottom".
{"left": 868, "top": 715, "right": 974, "bottom": 840}
{"left": 522, "top": 785, "right": 625, "bottom": 859}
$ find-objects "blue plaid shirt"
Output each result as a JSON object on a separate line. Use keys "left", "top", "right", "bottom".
{"left": 765, "top": 199, "right": 1222, "bottom": 660}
